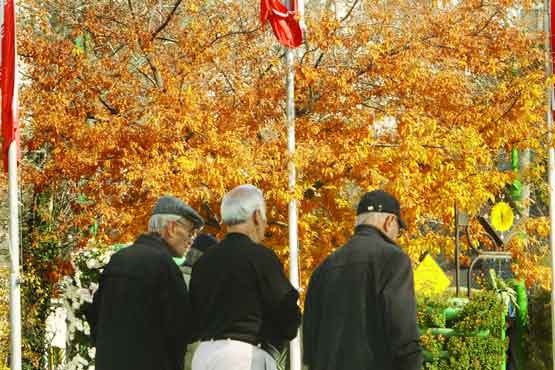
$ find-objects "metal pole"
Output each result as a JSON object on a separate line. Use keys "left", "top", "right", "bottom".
{"left": 8, "top": 139, "right": 22, "bottom": 370}
{"left": 455, "top": 203, "right": 460, "bottom": 297}
{"left": 284, "top": 0, "right": 304, "bottom": 367}
{"left": 544, "top": 0, "right": 555, "bottom": 368}
{"left": 286, "top": 46, "right": 302, "bottom": 370}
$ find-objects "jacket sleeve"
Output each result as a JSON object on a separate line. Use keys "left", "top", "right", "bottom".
{"left": 159, "top": 259, "right": 191, "bottom": 370}
{"left": 258, "top": 250, "right": 301, "bottom": 341}
{"left": 381, "top": 251, "right": 422, "bottom": 370}
{"left": 302, "top": 269, "right": 320, "bottom": 369}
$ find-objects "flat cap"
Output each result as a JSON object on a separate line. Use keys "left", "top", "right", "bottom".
{"left": 152, "top": 195, "right": 204, "bottom": 229}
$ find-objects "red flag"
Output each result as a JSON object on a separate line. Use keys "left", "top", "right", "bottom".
{"left": 260, "top": 0, "right": 303, "bottom": 48}
{"left": 2, "top": 0, "right": 19, "bottom": 173}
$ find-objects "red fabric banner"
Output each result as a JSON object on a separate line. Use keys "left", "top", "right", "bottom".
{"left": 1, "top": 0, "right": 19, "bottom": 172}
{"left": 260, "top": 0, "right": 303, "bottom": 48}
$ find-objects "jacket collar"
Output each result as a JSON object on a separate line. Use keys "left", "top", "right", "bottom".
{"left": 225, "top": 232, "right": 255, "bottom": 243}
{"left": 354, "top": 224, "right": 397, "bottom": 245}
{"left": 136, "top": 233, "right": 176, "bottom": 257}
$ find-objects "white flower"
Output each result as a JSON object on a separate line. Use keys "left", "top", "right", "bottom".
{"left": 90, "top": 282, "right": 99, "bottom": 294}
{"left": 85, "top": 258, "right": 99, "bottom": 270}
{"left": 88, "top": 347, "right": 96, "bottom": 359}
{"left": 83, "top": 321, "right": 91, "bottom": 336}
{"left": 101, "top": 253, "right": 111, "bottom": 265}
{"left": 78, "top": 288, "right": 93, "bottom": 303}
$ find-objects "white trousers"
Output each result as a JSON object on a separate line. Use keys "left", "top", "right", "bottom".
{"left": 192, "top": 339, "right": 277, "bottom": 370}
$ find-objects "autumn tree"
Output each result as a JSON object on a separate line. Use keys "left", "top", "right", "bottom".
{"left": 15, "top": 0, "right": 549, "bottom": 365}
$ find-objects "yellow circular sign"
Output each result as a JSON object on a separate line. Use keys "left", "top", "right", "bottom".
{"left": 490, "top": 201, "right": 514, "bottom": 232}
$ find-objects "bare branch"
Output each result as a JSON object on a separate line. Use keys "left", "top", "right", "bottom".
{"left": 204, "top": 27, "right": 259, "bottom": 50}
{"left": 155, "top": 36, "right": 178, "bottom": 43}
{"left": 340, "top": 0, "right": 361, "bottom": 23}
{"left": 152, "top": 0, "right": 184, "bottom": 40}
{"left": 99, "top": 95, "right": 119, "bottom": 115}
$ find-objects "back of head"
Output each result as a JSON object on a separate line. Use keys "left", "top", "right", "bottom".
{"left": 220, "top": 184, "right": 266, "bottom": 225}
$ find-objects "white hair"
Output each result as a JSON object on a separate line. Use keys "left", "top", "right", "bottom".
{"left": 221, "top": 184, "right": 266, "bottom": 225}
{"left": 148, "top": 214, "right": 181, "bottom": 233}
{"left": 355, "top": 212, "right": 390, "bottom": 227}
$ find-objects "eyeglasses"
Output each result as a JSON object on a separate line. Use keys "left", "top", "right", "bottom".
{"left": 175, "top": 219, "right": 202, "bottom": 235}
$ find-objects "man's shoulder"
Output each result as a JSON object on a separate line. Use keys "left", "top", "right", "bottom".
{"left": 109, "top": 235, "right": 174, "bottom": 268}
{"left": 350, "top": 230, "right": 403, "bottom": 254}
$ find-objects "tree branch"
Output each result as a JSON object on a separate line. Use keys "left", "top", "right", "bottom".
{"left": 340, "top": 0, "right": 361, "bottom": 23}
{"left": 203, "top": 27, "right": 259, "bottom": 50}
{"left": 99, "top": 95, "right": 119, "bottom": 115}
{"left": 152, "top": 0, "right": 184, "bottom": 40}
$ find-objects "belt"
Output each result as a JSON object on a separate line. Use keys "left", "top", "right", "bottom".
{"left": 201, "top": 336, "right": 281, "bottom": 361}
{"left": 201, "top": 335, "right": 257, "bottom": 345}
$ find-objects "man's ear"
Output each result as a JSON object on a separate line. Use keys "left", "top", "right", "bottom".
{"left": 253, "top": 209, "right": 261, "bottom": 225}
{"left": 166, "top": 220, "right": 177, "bottom": 237}
{"left": 383, "top": 215, "right": 394, "bottom": 232}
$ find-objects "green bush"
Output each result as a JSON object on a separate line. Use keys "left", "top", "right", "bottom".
{"left": 523, "top": 286, "right": 552, "bottom": 370}
{"left": 418, "top": 292, "right": 507, "bottom": 370}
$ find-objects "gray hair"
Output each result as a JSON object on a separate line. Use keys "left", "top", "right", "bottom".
{"left": 148, "top": 214, "right": 182, "bottom": 233}
{"left": 355, "top": 212, "right": 390, "bottom": 227}
{"left": 221, "top": 184, "right": 266, "bottom": 225}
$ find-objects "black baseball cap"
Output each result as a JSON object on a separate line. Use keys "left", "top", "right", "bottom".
{"left": 356, "top": 190, "right": 406, "bottom": 229}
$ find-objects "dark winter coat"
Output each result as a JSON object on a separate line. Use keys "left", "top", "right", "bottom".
{"left": 302, "top": 224, "right": 422, "bottom": 370}
{"left": 86, "top": 234, "right": 191, "bottom": 370}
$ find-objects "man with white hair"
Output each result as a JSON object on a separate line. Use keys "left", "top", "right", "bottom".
{"left": 190, "top": 184, "right": 301, "bottom": 370}
{"left": 87, "top": 196, "right": 204, "bottom": 370}
{"left": 302, "top": 190, "right": 422, "bottom": 370}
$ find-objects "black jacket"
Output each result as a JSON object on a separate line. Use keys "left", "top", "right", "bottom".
{"left": 190, "top": 233, "right": 301, "bottom": 350}
{"left": 302, "top": 225, "right": 422, "bottom": 370}
{"left": 86, "top": 234, "right": 191, "bottom": 370}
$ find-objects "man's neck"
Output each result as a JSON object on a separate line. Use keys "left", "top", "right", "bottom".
{"left": 226, "top": 224, "right": 259, "bottom": 243}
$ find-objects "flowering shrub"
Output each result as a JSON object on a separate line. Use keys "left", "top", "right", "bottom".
{"left": 61, "top": 246, "right": 116, "bottom": 370}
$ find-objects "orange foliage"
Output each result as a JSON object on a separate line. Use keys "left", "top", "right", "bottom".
{"left": 18, "top": 0, "right": 548, "bottom": 290}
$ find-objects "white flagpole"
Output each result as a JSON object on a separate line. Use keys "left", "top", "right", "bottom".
{"left": 544, "top": 0, "right": 555, "bottom": 368}
{"left": 8, "top": 139, "right": 21, "bottom": 370}
{"left": 286, "top": 39, "right": 302, "bottom": 370}
{"left": 285, "top": 1, "right": 303, "bottom": 369}
{"left": 4, "top": 0, "right": 22, "bottom": 369}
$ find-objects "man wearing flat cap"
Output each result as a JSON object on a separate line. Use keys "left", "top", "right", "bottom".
{"left": 87, "top": 196, "right": 204, "bottom": 370}
{"left": 302, "top": 190, "right": 422, "bottom": 370}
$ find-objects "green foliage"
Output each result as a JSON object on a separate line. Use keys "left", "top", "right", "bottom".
{"left": 20, "top": 190, "right": 78, "bottom": 370}
{"left": 451, "top": 292, "right": 505, "bottom": 338}
{"left": 443, "top": 336, "right": 506, "bottom": 370}
{"left": 418, "top": 292, "right": 507, "bottom": 370}
{"left": 417, "top": 298, "right": 448, "bottom": 328}
{"left": 523, "top": 286, "right": 552, "bottom": 370}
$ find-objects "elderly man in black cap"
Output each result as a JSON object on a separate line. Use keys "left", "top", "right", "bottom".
{"left": 302, "top": 190, "right": 422, "bottom": 370}
{"left": 87, "top": 195, "right": 204, "bottom": 370}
